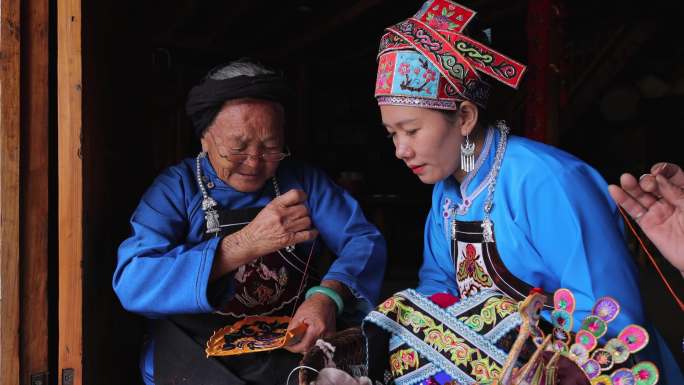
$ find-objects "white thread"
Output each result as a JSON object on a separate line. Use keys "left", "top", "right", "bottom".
{"left": 286, "top": 365, "right": 320, "bottom": 385}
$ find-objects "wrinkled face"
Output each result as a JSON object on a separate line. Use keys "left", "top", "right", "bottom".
{"left": 201, "top": 99, "right": 285, "bottom": 192}
{"left": 381, "top": 105, "right": 463, "bottom": 184}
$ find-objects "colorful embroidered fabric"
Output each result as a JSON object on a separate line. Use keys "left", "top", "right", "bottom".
{"left": 456, "top": 241, "right": 497, "bottom": 297}
{"left": 365, "top": 288, "right": 661, "bottom": 385}
{"left": 205, "top": 315, "right": 307, "bottom": 356}
{"left": 205, "top": 241, "right": 316, "bottom": 357}
{"left": 543, "top": 289, "right": 659, "bottom": 385}
{"left": 365, "top": 289, "right": 526, "bottom": 385}
{"left": 375, "top": 0, "right": 527, "bottom": 109}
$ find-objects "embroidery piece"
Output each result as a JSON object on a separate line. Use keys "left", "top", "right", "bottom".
{"left": 207, "top": 240, "right": 318, "bottom": 357}
{"left": 456, "top": 241, "right": 496, "bottom": 297}
{"left": 367, "top": 288, "right": 661, "bottom": 385}
{"left": 458, "top": 295, "right": 517, "bottom": 333}
{"left": 205, "top": 316, "right": 307, "bottom": 356}
{"left": 553, "top": 288, "right": 576, "bottom": 313}
{"left": 592, "top": 296, "right": 620, "bottom": 323}
{"left": 618, "top": 325, "right": 649, "bottom": 353}
{"left": 390, "top": 348, "right": 420, "bottom": 377}
{"left": 368, "top": 289, "right": 525, "bottom": 384}
{"left": 540, "top": 288, "right": 660, "bottom": 384}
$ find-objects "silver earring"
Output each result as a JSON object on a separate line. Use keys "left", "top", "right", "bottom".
{"left": 460, "top": 135, "right": 475, "bottom": 172}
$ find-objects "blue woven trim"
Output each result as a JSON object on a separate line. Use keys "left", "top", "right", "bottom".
{"left": 484, "top": 312, "right": 521, "bottom": 343}
{"left": 394, "top": 363, "right": 441, "bottom": 385}
{"left": 389, "top": 335, "right": 405, "bottom": 351}
{"left": 365, "top": 311, "right": 476, "bottom": 385}
{"left": 401, "top": 289, "right": 509, "bottom": 365}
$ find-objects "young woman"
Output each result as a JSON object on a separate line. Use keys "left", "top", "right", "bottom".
{"left": 364, "top": 1, "right": 682, "bottom": 384}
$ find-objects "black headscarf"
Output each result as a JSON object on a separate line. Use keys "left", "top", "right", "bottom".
{"left": 185, "top": 73, "right": 291, "bottom": 137}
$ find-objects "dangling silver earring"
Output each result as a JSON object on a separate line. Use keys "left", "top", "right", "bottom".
{"left": 460, "top": 134, "right": 475, "bottom": 173}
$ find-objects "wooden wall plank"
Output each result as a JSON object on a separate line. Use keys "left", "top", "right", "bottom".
{"left": 20, "top": 0, "right": 50, "bottom": 383}
{"left": 58, "top": 0, "right": 83, "bottom": 383}
{"left": 0, "top": 0, "right": 22, "bottom": 383}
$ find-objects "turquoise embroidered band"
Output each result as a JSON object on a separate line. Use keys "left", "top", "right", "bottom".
{"left": 305, "top": 286, "right": 344, "bottom": 316}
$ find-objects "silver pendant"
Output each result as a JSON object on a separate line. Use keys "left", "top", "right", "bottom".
{"left": 202, "top": 196, "right": 220, "bottom": 234}
{"left": 201, "top": 196, "right": 218, "bottom": 211}
{"left": 204, "top": 208, "right": 220, "bottom": 234}
{"left": 482, "top": 219, "right": 494, "bottom": 243}
{"left": 285, "top": 245, "right": 295, "bottom": 253}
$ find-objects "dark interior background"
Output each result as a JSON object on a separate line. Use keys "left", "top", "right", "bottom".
{"left": 70, "top": 0, "right": 684, "bottom": 383}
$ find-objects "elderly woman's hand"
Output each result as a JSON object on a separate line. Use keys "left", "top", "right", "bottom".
{"left": 243, "top": 188, "right": 318, "bottom": 254}
{"left": 608, "top": 162, "right": 684, "bottom": 274}
{"left": 211, "top": 189, "right": 318, "bottom": 278}
{"left": 284, "top": 292, "right": 337, "bottom": 354}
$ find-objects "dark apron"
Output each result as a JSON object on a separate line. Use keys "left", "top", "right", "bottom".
{"left": 154, "top": 206, "right": 318, "bottom": 385}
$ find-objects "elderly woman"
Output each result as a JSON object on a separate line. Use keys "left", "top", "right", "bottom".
{"left": 361, "top": 1, "right": 682, "bottom": 384}
{"left": 113, "top": 60, "right": 387, "bottom": 385}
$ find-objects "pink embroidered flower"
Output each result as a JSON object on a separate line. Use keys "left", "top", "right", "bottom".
{"left": 423, "top": 69, "right": 436, "bottom": 82}
{"left": 401, "top": 351, "right": 417, "bottom": 366}
{"left": 464, "top": 244, "right": 478, "bottom": 275}
{"left": 376, "top": 73, "right": 387, "bottom": 89}
{"left": 428, "top": 15, "right": 451, "bottom": 30}
{"left": 637, "top": 369, "right": 650, "bottom": 380}
{"left": 398, "top": 63, "right": 410, "bottom": 75}
{"left": 381, "top": 297, "right": 396, "bottom": 311}
{"left": 413, "top": 67, "right": 420, "bottom": 75}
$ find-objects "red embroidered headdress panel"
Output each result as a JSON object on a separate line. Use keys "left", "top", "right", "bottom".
{"left": 375, "top": 0, "right": 527, "bottom": 110}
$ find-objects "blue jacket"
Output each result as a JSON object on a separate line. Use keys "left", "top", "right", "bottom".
{"left": 114, "top": 157, "right": 387, "bottom": 382}
{"left": 419, "top": 128, "right": 682, "bottom": 383}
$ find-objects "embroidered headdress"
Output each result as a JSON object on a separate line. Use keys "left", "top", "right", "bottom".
{"left": 374, "top": 0, "right": 526, "bottom": 110}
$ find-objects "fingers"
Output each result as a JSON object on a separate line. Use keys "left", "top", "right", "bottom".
{"left": 273, "top": 189, "right": 307, "bottom": 207}
{"left": 656, "top": 174, "right": 684, "bottom": 208}
{"left": 283, "top": 204, "right": 310, "bottom": 223}
{"left": 285, "top": 320, "right": 324, "bottom": 353}
{"left": 608, "top": 184, "right": 647, "bottom": 221}
{"left": 652, "top": 162, "right": 684, "bottom": 187}
{"left": 619, "top": 173, "right": 659, "bottom": 209}
{"left": 638, "top": 173, "right": 659, "bottom": 195}
{"left": 285, "top": 216, "right": 312, "bottom": 233}
{"left": 292, "top": 229, "right": 319, "bottom": 245}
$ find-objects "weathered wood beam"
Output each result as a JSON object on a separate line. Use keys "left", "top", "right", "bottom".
{"left": 58, "top": 0, "right": 84, "bottom": 383}
{"left": 20, "top": 0, "right": 50, "bottom": 384}
{"left": 0, "top": 0, "right": 22, "bottom": 383}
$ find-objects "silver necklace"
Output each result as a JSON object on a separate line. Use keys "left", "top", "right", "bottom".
{"left": 451, "top": 121, "right": 510, "bottom": 243}
{"left": 454, "top": 127, "right": 494, "bottom": 215}
{"left": 196, "top": 152, "right": 220, "bottom": 234}
{"left": 195, "top": 152, "right": 294, "bottom": 252}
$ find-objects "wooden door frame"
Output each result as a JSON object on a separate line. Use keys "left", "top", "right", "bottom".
{"left": 20, "top": 0, "right": 50, "bottom": 384}
{"left": 57, "top": 0, "right": 84, "bottom": 384}
{"left": 1, "top": 0, "right": 22, "bottom": 382}
{"left": 2, "top": 0, "right": 51, "bottom": 384}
